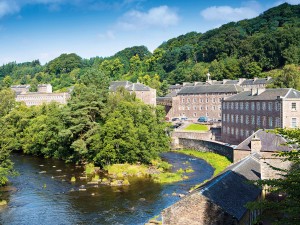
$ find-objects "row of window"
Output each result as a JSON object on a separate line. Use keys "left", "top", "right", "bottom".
{"left": 182, "top": 98, "right": 222, "bottom": 103}
{"left": 179, "top": 106, "right": 221, "bottom": 111}
{"left": 223, "top": 101, "right": 283, "bottom": 111}
{"left": 223, "top": 114, "right": 281, "bottom": 128}
{"left": 17, "top": 95, "right": 66, "bottom": 100}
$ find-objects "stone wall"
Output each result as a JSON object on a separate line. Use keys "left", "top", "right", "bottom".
{"left": 162, "top": 192, "right": 237, "bottom": 225}
{"left": 172, "top": 131, "right": 212, "bottom": 140}
{"left": 177, "top": 138, "right": 233, "bottom": 161}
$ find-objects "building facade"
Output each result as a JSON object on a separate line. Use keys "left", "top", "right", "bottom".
{"left": 12, "top": 84, "right": 71, "bottom": 106}
{"left": 109, "top": 81, "right": 156, "bottom": 106}
{"left": 222, "top": 88, "right": 300, "bottom": 144}
{"left": 165, "top": 84, "right": 243, "bottom": 121}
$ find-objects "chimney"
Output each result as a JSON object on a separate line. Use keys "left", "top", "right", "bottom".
{"left": 251, "top": 88, "right": 256, "bottom": 96}
{"left": 238, "top": 78, "right": 246, "bottom": 84}
{"left": 250, "top": 134, "right": 262, "bottom": 153}
{"left": 254, "top": 77, "right": 258, "bottom": 81}
{"left": 257, "top": 87, "right": 265, "bottom": 95}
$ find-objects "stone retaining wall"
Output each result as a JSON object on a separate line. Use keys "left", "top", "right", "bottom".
{"left": 177, "top": 138, "right": 233, "bottom": 161}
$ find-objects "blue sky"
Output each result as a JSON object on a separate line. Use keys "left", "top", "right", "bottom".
{"left": 0, "top": 0, "right": 299, "bottom": 65}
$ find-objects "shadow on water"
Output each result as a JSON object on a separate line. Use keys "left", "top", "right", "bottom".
{"left": 0, "top": 152, "right": 214, "bottom": 225}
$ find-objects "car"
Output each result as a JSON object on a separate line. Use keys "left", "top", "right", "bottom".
{"left": 197, "top": 116, "right": 208, "bottom": 122}
{"left": 180, "top": 116, "right": 188, "bottom": 121}
{"left": 172, "top": 117, "right": 180, "bottom": 121}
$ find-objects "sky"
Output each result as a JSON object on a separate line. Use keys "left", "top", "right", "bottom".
{"left": 0, "top": 0, "right": 299, "bottom": 65}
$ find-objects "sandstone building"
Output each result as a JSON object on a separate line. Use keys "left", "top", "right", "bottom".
{"left": 222, "top": 88, "right": 300, "bottom": 144}
{"left": 158, "top": 76, "right": 273, "bottom": 121}
{"left": 109, "top": 81, "right": 156, "bottom": 106}
{"left": 12, "top": 84, "right": 70, "bottom": 106}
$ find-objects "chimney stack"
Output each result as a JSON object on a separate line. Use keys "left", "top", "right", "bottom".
{"left": 250, "top": 134, "right": 262, "bottom": 153}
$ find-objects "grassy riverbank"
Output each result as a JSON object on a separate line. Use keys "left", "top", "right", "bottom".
{"left": 184, "top": 124, "right": 209, "bottom": 131}
{"left": 176, "top": 149, "right": 231, "bottom": 176}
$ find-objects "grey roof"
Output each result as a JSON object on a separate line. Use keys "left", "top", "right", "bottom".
{"left": 169, "top": 85, "right": 182, "bottom": 89}
{"left": 224, "top": 80, "right": 239, "bottom": 85}
{"left": 224, "top": 88, "right": 300, "bottom": 101}
{"left": 178, "top": 84, "right": 243, "bottom": 95}
{"left": 109, "top": 81, "right": 151, "bottom": 92}
{"left": 165, "top": 90, "right": 178, "bottom": 97}
{"left": 236, "top": 129, "right": 292, "bottom": 152}
{"left": 199, "top": 154, "right": 261, "bottom": 220}
{"left": 241, "top": 78, "right": 273, "bottom": 86}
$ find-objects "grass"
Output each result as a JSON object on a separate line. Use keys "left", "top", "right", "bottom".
{"left": 151, "top": 169, "right": 188, "bottom": 184}
{"left": 105, "top": 163, "right": 148, "bottom": 177}
{"left": 85, "top": 163, "right": 95, "bottom": 175}
{"left": 184, "top": 124, "right": 209, "bottom": 131}
{"left": 176, "top": 149, "right": 231, "bottom": 176}
{"left": 176, "top": 149, "right": 231, "bottom": 191}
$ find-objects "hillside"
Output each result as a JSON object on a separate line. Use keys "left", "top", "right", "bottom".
{"left": 0, "top": 3, "right": 299, "bottom": 93}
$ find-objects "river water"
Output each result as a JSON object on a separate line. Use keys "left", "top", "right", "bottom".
{"left": 0, "top": 152, "right": 214, "bottom": 225}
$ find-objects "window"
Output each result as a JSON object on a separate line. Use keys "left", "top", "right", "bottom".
{"left": 213, "top": 106, "right": 216, "bottom": 110}
{"left": 240, "top": 129, "right": 244, "bottom": 137}
{"left": 235, "top": 102, "right": 239, "bottom": 109}
{"left": 206, "top": 106, "right": 208, "bottom": 110}
{"left": 231, "top": 128, "right": 234, "bottom": 135}
{"left": 275, "top": 117, "right": 280, "bottom": 127}
{"left": 251, "top": 102, "right": 255, "bottom": 110}
{"left": 194, "top": 106, "right": 197, "bottom": 110}
{"left": 187, "top": 98, "right": 190, "bottom": 103}
{"left": 245, "top": 130, "right": 249, "bottom": 137}
{"left": 246, "top": 115, "right": 249, "bottom": 124}
{"left": 231, "top": 102, "right": 234, "bottom": 109}
{"left": 257, "top": 116, "right": 260, "bottom": 126}
{"left": 194, "top": 113, "right": 197, "bottom": 117}
{"left": 182, "top": 98, "right": 185, "bottom": 103}
{"left": 256, "top": 102, "right": 260, "bottom": 111}
{"left": 227, "top": 127, "right": 230, "bottom": 134}
{"left": 236, "top": 115, "right": 239, "bottom": 124}
{"left": 292, "top": 102, "right": 297, "bottom": 111}
{"left": 240, "top": 102, "right": 244, "bottom": 110}
{"left": 187, "top": 106, "right": 190, "bottom": 110}
{"left": 251, "top": 115, "right": 255, "bottom": 125}
{"left": 213, "top": 98, "right": 216, "bottom": 103}
{"left": 206, "top": 98, "right": 209, "bottom": 103}
{"left": 200, "top": 99, "right": 203, "bottom": 103}
{"left": 223, "top": 114, "right": 226, "bottom": 122}
{"left": 235, "top": 129, "right": 239, "bottom": 138}
{"left": 200, "top": 106, "right": 203, "bottom": 110}
{"left": 269, "top": 117, "right": 273, "bottom": 128}
{"left": 222, "top": 102, "right": 226, "bottom": 109}
{"left": 262, "top": 102, "right": 266, "bottom": 111}
{"left": 275, "top": 102, "right": 279, "bottom": 111}
{"left": 223, "top": 126, "right": 227, "bottom": 134}
{"left": 226, "top": 102, "right": 230, "bottom": 109}
{"left": 245, "top": 102, "right": 249, "bottom": 110}
{"left": 193, "top": 98, "right": 197, "bottom": 103}
{"left": 231, "top": 115, "right": 234, "bottom": 123}
{"left": 292, "top": 118, "right": 297, "bottom": 128}
{"left": 227, "top": 114, "right": 230, "bottom": 122}
{"left": 262, "top": 116, "right": 266, "bottom": 126}
{"left": 219, "top": 98, "right": 222, "bottom": 102}
{"left": 268, "top": 102, "right": 273, "bottom": 111}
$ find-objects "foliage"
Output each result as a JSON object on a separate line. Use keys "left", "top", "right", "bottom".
{"left": 184, "top": 124, "right": 209, "bottom": 131}
{"left": 247, "top": 128, "right": 300, "bottom": 224}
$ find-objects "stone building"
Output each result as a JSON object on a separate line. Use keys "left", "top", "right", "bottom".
{"left": 163, "top": 84, "right": 243, "bottom": 121}
{"left": 162, "top": 153, "right": 261, "bottom": 225}
{"left": 234, "top": 129, "right": 293, "bottom": 180}
{"left": 222, "top": 88, "right": 300, "bottom": 144}
{"left": 109, "top": 81, "right": 156, "bottom": 106}
{"left": 159, "top": 76, "right": 273, "bottom": 121}
{"left": 12, "top": 84, "right": 71, "bottom": 106}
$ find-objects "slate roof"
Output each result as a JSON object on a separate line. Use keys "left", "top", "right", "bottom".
{"left": 178, "top": 84, "right": 243, "bottom": 95}
{"left": 109, "top": 81, "right": 151, "bottom": 92}
{"left": 224, "top": 88, "right": 300, "bottom": 101}
{"left": 199, "top": 154, "right": 261, "bottom": 220}
{"left": 235, "top": 129, "right": 292, "bottom": 152}
{"left": 241, "top": 78, "right": 273, "bottom": 86}
{"left": 169, "top": 85, "right": 182, "bottom": 90}
{"left": 224, "top": 80, "right": 239, "bottom": 85}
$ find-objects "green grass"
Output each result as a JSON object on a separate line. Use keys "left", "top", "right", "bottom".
{"left": 176, "top": 149, "right": 231, "bottom": 191}
{"left": 105, "top": 163, "right": 148, "bottom": 177}
{"left": 176, "top": 149, "right": 231, "bottom": 176}
{"left": 184, "top": 124, "right": 209, "bottom": 131}
{"left": 151, "top": 169, "right": 188, "bottom": 184}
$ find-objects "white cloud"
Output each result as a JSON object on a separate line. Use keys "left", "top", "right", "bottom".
{"left": 97, "top": 30, "right": 116, "bottom": 40}
{"left": 200, "top": 5, "right": 260, "bottom": 22}
{"left": 0, "top": 1, "right": 20, "bottom": 17}
{"left": 118, "top": 5, "right": 179, "bottom": 30}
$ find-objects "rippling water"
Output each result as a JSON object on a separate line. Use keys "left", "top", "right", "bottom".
{"left": 0, "top": 152, "right": 214, "bottom": 225}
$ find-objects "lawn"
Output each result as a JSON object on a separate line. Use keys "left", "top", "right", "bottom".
{"left": 184, "top": 124, "right": 209, "bottom": 131}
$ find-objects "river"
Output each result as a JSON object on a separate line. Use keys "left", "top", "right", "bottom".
{"left": 0, "top": 152, "right": 214, "bottom": 225}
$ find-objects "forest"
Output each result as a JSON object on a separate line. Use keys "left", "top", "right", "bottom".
{"left": 0, "top": 3, "right": 300, "bottom": 185}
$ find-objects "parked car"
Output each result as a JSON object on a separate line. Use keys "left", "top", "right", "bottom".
{"left": 172, "top": 117, "right": 180, "bottom": 121}
{"left": 180, "top": 116, "right": 188, "bottom": 121}
{"left": 198, "top": 116, "right": 208, "bottom": 122}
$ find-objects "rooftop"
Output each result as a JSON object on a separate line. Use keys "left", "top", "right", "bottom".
{"left": 235, "top": 129, "right": 293, "bottom": 152}
{"left": 178, "top": 84, "right": 243, "bottom": 95}
{"left": 199, "top": 154, "right": 261, "bottom": 220}
{"left": 224, "top": 88, "right": 300, "bottom": 101}
{"left": 109, "top": 81, "right": 152, "bottom": 92}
